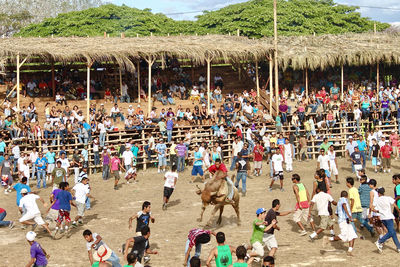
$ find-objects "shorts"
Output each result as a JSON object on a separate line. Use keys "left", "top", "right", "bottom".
{"left": 112, "top": 170, "right": 120, "bottom": 180}
{"left": 254, "top": 161, "right": 262, "bottom": 169}
{"left": 191, "top": 165, "right": 203, "bottom": 176}
{"left": 319, "top": 215, "right": 334, "bottom": 229}
{"left": 56, "top": 210, "right": 71, "bottom": 224}
{"left": 163, "top": 186, "right": 174, "bottom": 199}
{"left": 47, "top": 163, "right": 55, "bottom": 174}
{"left": 382, "top": 157, "right": 391, "bottom": 169}
{"left": 158, "top": 156, "right": 167, "bottom": 167}
{"left": 354, "top": 164, "right": 362, "bottom": 171}
{"left": 273, "top": 171, "right": 284, "bottom": 181}
{"left": 19, "top": 212, "right": 45, "bottom": 225}
{"left": 262, "top": 233, "right": 278, "bottom": 250}
{"left": 372, "top": 157, "right": 377, "bottom": 166}
{"left": 45, "top": 209, "right": 58, "bottom": 223}
{"left": 251, "top": 241, "right": 265, "bottom": 257}
{"left": 76, "top": 202, "right": 86, "bottom": 217}
{"left": 323, "top": 169, "right": 331, "bottom": 178}
{"left": 338, "top": 221, "right": 358, "bottom": 242}
{"left": 330, "top": 164, "right": 338, "bottom": 176}
{"left": 293, "top": 208, "right": 313, "bottom": 223}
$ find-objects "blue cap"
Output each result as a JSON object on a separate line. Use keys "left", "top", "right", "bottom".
{"left": 256, "top": 208, "right": 266, "bottom": 215}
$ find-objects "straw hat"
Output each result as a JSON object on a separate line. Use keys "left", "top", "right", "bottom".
{"left": 92, "top": 245, "right": 112, "bottom": 262}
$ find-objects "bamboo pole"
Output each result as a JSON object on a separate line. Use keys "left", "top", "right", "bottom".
{"left": 16, "top": 54, "right": 20, "bottom": 122}
{"left": 119, "top": 68, "right": 123, "bottom": 97}
{"left": 377, "top": 63, "right": 379, "bottom": 95}
{"left": 206, "top": 57, "right": 212, "bottom": 114}
{"left": 238, "top": 63, "right": 241, "bottom": 81}
{"left": 273, "top": 0, "right": 279, "bottom": 112}
{"left": 86, "top": 61, "right": 92, "bottom": 122}
{"left": 255, "top": 61, "right": 260, "bottom": 104}
{"left": 305, "top": 68, "right": 308, "bottom": 97}
{"left": 146, "top": 57, "right": 155, "bottom": 115}
{"left": 137, "top": 61, "right": 141, "bottom": 103}
{"left": 51, "top": 61, "right": 55, "bottom": 99}
{"left": 341, "top": 64, "right": 344, "bottom": 100}
{"left": 269, "top": 58, "right": 273, "bottom": 115}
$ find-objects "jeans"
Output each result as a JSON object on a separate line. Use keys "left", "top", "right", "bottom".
{"left": 37, "top": 169, "right": 46, "bottom": 188}
{"left": 167, "top": 97, "right": 175, "bottom": 105}
{"left": 94, "top": 152, "right": 100, "bottom": 165}
{"left": 85, "top": 197, "right": 91, "bottom": 209}
{"left": 185, "top": 239, "right": 202, "bottom": 267}
{"left": 102, "top": 164, "right": 110, "bottom": 180}
{"left": 397, "top": 118, "right": 400, "bottom": 133}
{"left": 359, "top": 151, "right": 366, "bottom": 169}
{"left": 167, "top": 129, "right": 173, "bottom": 143}
{"left": 381, "top": 108, "right": 390, "bottom": 121}
{"left": 120, "top": 94, "right": 130, "bottom": 103}
{"left": 235, "top": 172, "right": 247, "bottom": 193}
{"left": 0, "top": 211, "right": 11, "bottom": 227}
{"left": 31, "top": 164, "right": 36, "bottom": 181}
{"left": 230, "top": 156, "right": 237, "bottom": 171}
{"left": 379, "top": 219, "right": 400, "bottom": 249}
{"left": 78, "top": 134, "right": 88, "bottom": 145}
{"left": 107, "top": 251, "right": 122, "bottom": 267}
{"left": 144, "top": 145, "right": 153, "bottom": 161}
{"left": 215, "top": 94, "right": 222, "bottom": 102}
{"left": 351, "top": 212, "right": 373, "bottom": 233}
{"left": 112, "top": 113, "right": 125, "bottom": 122}
{"left": 177, "top": 156, "right": 185, "bottom": 172}
{"left": 100, "top": 132, "right": 106, "bottom": 147}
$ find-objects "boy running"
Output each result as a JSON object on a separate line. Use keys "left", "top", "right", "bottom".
{"left": 269, "top": 149, "right": 284, "bottom": 192}
{"left": 50, "top": 182, "right": 76, "bottom": 238}
{"left": 128, "top": 201, "right": 155, "bottom": 236}
{"left": 163, "top": 165, "right": 178, "bottom": 210}
{"left": 292, "top": 174, "right": 315, "bottom": 236}
{"left": 111, "top": 152, "right": 125, "bottom": 190}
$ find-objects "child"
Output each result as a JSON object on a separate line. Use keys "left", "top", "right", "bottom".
{"left": 125, "top": 167, "right": 137, "bottom": 184}
{"left": 128, "top": 201, "right": 155, "bottom": 236}
{"left": 370, "top": 138, "right": 380, "bottom": 173}
{"left": 50, "top": 182, "right": 75, "bottom": 238}
{"left": 163, "top": 165, "right": 178, "bottom": 210}
{"left": 111, "top": 152, "right": 125, "bottom": 190}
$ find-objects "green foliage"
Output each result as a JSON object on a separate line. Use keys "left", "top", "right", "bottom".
{"left": 18, "top": 0, "right": 390, "bottom": 38}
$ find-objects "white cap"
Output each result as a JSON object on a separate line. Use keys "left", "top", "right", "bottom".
{"left": 20, "top": 188, "right": 28, "bottom": 194}
{"left": 26, "top": 231, "right": 36, "bottom": 241}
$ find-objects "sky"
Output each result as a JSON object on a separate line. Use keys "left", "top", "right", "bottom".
{"left": 110, "top": 0, "right": 400, "bottom": 23}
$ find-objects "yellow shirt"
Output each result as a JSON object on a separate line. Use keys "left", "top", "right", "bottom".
{"left": 270, "top": 137, "right": 277, "bottom": 146}
{"left": 349, "top": 187, "right": 363, "bottom": 213}
{"left": 169, "top": 144, "right": 177, "bottom": 155}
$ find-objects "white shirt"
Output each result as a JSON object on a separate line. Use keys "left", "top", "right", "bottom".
{"left": 164, "top": 171, "right": 178, "bottom": 188}
{"left": 73, "top": 183, "right": 90, "bottom": 204}
{"left": 98, "top": 123, "right": 106, "bottom": 133}
{"left": 121, "top": 84, "right": 128, "bottom": 95}
{"left": 19, "top": 194, "right": 40, "bottom": 215}
{"left": 246, "top": 128, "right": 252, "bottom": 141}
{"left": 19, "top": 162, "right": 30, "bottom": 178}
{"left": 59, "top": 158, "right": 70, "bottom": 173}
{"left": 311, "top": 192, "right": 334, "bottom": 216}
{"left": 317, "top": 155, "right": 330, "bottom": 170}
{"left": 376, "top": 196, "right": 395, "bottom": 220}
{"left": 12, "top": 146, "right": 20, "bottom": 158}
{"left": 110, "top": 107, "right": 120, "bottom": 115}
{"left": 244, "top": 104, "right": 253, "bottom": 114}
{"left": 124, "top": 167, "right": 136, "bottom": 178}
{"left": 86, "top": 233, "right": 109, "bottom": 251}
{"left": 327, "top": 150, "right": 336, "bottom": 165}
{"left": 354, "top": 109, "right": 362, "bottom": 120}
{"left": 29, "top": 152, "right": 38, "bottom": 163}
{"left": 271, "top": 154, "right": 283, "bottom": 172}
{"left": 232, "top": 141, "right": 243, "bottom": 156}
{"left": 122, "top": 150, "right": 134, "bottom": 166}
{"left": 127, "top": 108, "right": 135, "bottom": 116}
{"left": 284, "top": 143, "right": 292, "bottom": 157}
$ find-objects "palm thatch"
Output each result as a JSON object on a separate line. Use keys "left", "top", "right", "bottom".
{"left": 0, "top": 35, "right": 271, "bottom": 71}
{"left": 0, "top": 33, "right": 400, "bottom": 71}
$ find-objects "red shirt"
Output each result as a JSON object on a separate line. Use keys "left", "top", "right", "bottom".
{"left": 208, "top": 163, "right": 228, "bottom": 174}
{"left": 187, "top": 229, "right": 211, "bottom": 248}
{"left": 0, "top": 208, "right": 4, "bottom": 213}
{"left": 380, "top": 145, "right": 392, "bottom": 158}
{"left": 236, "top": 128, "right": 242, "bottom": 139}
{"left": 253, "top": 145, "right": 264, "bottom": 161}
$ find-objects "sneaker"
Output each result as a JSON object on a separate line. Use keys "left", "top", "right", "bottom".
{"left": 8, "top": 221, "right": 14, "bottom": 229}
{"left": 388, "top": 169, "right": 391, "bottom": 173}
{"left": 309, "top": 235, "right": 315, "bottom": 242}
{"left": 397, "top": 249, "right": 400, "bottom": 253}
{"left": 71, "top": 222, "right": 77, "bottom": 228}
{"left": 242, "top": 191, "right": 246, "bottom": 197}
{"left": 268, "top": 187, "right": 272, "bottom": 192}
{"left": 280, "top": 188, "right": 285, "bottom": 192}
{"left": 114, "top": 185, "right": 117, "bottom": 190}
{"left": 78, "top": 220, "right": 83, "bottom": 225}
{"left": 300, "top": 230, "right": 307, "bottom": 236}
{"left": 143, "top": 256, "right": 150, "bottom": 263}
{"left": 375, "top": 241, "right": 383, "bottom": 253}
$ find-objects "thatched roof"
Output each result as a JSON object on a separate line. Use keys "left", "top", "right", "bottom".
{"left": 0, "top": 35, "right": 271, "bottom": 71}
{"left": 1, "top": 33, "right": 400, "bottom": 71}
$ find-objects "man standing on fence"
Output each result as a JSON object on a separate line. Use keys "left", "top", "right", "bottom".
{"left": 166, "top": 116, "right": 174, "bottom": 143}
{"left": 156, "top": 138, "right": 167, "bottom": 173}
{"left": 176, "top": 139, "right": 187, "bottom": 172}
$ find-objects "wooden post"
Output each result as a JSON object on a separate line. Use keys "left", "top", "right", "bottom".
{"left": 86, "top": 61, "right": 93, "bottom": 122}
{"left": 377, "top": 63, "right": 380, "bottom": 95}
{"left": 146, "top": 57, "right": 155, "bottom": 116}
{"left": 269, "top": 58, "right": 273, "bottom": 115}
{"left": 206, "top": 57, "right": 212, "bottom": 114}
{"left": 51, "top": 61, "right": 55, "bottom": 99}
{"left": 273, "top": 0, "right": 279, "bottom": 112}
{"left": 16, "top": 54, "right": 20, "bottom": 121}
{"left": 255, "top": 61, "right": 260, "bottom": 104}
{"left": 341, "top": 64, "right": 344, "bottom": 100}
{"left": 137, "top": 61, "right": 141, "bottom": 103}
{"left": 119, "top": 68, "right": 123, "bottom": 97}
{"left": 191, "top": 60, "right": 195, "bottom": 83}
{"left": 238, "top": 63, "right": 241, "bottom": 81}
{"left": 237, "top": 29, "right": 240, "bottom": 36}
{"left": 305, "top": 68, "right": 308, "bottom": 97}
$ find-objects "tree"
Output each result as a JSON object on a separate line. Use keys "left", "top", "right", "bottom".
{"left": 0, "top": 0, "right": 103, "bottom": 36}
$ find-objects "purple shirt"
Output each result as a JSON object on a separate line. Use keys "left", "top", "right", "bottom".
{"left": 30, "top": 241, "right": 48, "bottom": 266}
{"left": 51, "top": 189, "right": 62, "bottom": 210}
{"left": 103, "top": 153, "right": 110, "bottom": 165}
{"left": 176, "top": 144, "right": 187, "bottom": 157}
{"left": 166, "top": 120, "right": 174, "bottom": 130}
{"left": 381, "top": 100, "right": 389, "bottom": 109}
{"left": 166, "top": 111, "right": 175, "bottom": 117}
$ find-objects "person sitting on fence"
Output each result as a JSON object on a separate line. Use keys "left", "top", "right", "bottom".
{"left": 190, "top": 86, "right": 200, "bottom": 103}
{"left": 110, "top": 104, "right": 124, "bottom": 123}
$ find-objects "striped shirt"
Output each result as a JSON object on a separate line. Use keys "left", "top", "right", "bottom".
{"left": 187, "top": 229, "right": 211, "bottom": 248}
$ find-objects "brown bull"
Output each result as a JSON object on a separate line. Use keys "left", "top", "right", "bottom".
{"left": 196, "top": 170, "right": 240, "bottom": 226}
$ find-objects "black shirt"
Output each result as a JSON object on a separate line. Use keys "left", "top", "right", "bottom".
{"left": 136, "top": 211, "right": 151, "bottom": 232}
{"left": 130, "top": 236, "right": 149, "bottom": 262}
{"left": 265, "top": 208, "right": 280, "bottom": 235}
{"left": 372, "top": 144, "right": 380, "bottom": 158}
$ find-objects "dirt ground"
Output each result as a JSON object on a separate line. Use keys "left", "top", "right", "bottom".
{"left": 2, "top": 157, "right": 400, "bottom": 267}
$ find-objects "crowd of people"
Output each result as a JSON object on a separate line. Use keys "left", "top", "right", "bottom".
{"left": 2, "top": 65, "right": 400, "bottom": 266}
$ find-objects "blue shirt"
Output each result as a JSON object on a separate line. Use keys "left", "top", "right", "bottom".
{"left": 131, "top": 146, "right": 139, "bottom": 157}
{"left": 0, "top": 155, "right": 4, "bottom": 165}
{"left": 83, "top": 122, "right": 91, "bottom": 131}
{"left": 336, "top": 197, "right": 351, "bottom": 224}
{"left": 56, "top": 190, "right": 73, "bottom": 211}
{"left": 356, "top": 140, "right": 367, "bottom": 152}
{"left": 35, "top": 157, "right": 48, "bottom": 170}
{"left": 81, "top": 149, "right": 88, "bottom": 161}
{"left": 45, "top": 152, "right": 56, "bottom": 164}
{"left": 166, "top": 120, "right": 174, "bottom": 130}
{"left": 0, "top": 141, "right": 6, "bottom": 153}
{"left": 194, "top": 151, "right": 203, "bottom": 166}
{"left": 156, "top": 143, "right": 167, "bottom": 157}
{"left": 13, "top": 183, "right": 31, "bottom": 206}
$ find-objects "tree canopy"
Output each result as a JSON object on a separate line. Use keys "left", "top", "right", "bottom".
{"left": 17, "top": 0, "right": 390, "bottom": 38}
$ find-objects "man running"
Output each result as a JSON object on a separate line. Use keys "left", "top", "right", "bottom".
{"left": 205, "top": 231, "right": 236, "bottom": 267}
{"left": 269, "top": 149, "right": 284, "bottom": 192}
{"left": 292, "top": 174, "right": 315, "bottom": 236}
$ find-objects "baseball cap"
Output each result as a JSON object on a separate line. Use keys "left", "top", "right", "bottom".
{"left": 26, "top": 231, "right": 36, "bottom": 241}
{"left": 20, "top": 188, "right": 28, "bottom": 194}
{"left": 385, "top": 140, "right": 389, "bottom": 143}
{"left": 256, "top": 208, "right": 266, "bottom": 215}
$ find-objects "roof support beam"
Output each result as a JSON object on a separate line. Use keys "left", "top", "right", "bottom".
{"left": 145, "top": 56, "right": 156, "bottom": 116}
{"left": 86, "top": 60, "right": 93, "bottom": 122}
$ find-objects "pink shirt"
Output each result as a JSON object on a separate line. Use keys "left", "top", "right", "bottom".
{"left": 390, "top": 134, "right": 399, "bottom": 147}
{"left": 111, "top": 157, "right": 120, "bottom": 171}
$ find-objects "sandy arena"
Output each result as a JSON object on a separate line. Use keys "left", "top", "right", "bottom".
{"left": 1, "top": 158, "right": 400, "bottom": 267}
